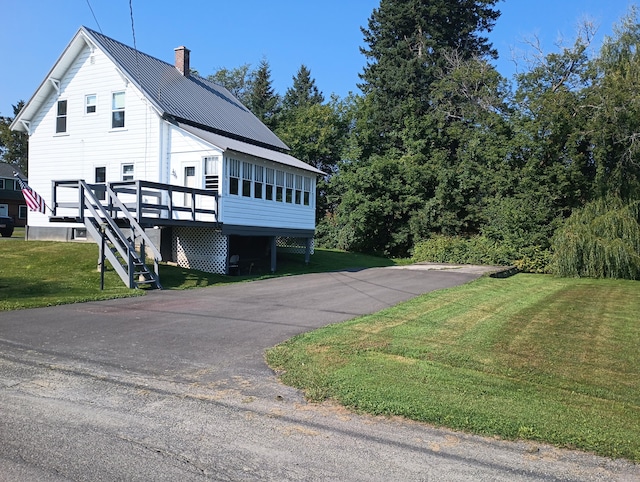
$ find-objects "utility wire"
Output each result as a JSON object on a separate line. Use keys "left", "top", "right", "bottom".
{"left": 85, "top": 0, "right": 103, "bottom": 33}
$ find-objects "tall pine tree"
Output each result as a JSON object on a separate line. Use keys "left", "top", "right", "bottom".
{"left": 357, "top": 0, "right": 500, "bottom": 158}
{"left": 247, "top": 59, "right": 280, "bottom": 130}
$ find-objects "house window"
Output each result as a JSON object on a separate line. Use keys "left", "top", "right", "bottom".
{"left": 285, "top": 172, "right": 294, "bottom": 203}
{"left": 254, "top": 165, "right": 264, "bottom": 199}
{"left": 0, "top": 204, "right": 7, "bottom": 216}
{"left": 275, "top": 170, "right": 284, "bottom": 202}
{"left": 73, "top": 228, "right": 87, "bottom": 240}
{"left": 86, "top": 94, "right": 97, "bottom": 114}
{"left": 95, "top": 166, "right": 106, "bottom": 200}
{"left": 295, "top": 175, "right": 303, "bottom": 204}
{"left": 303, "top": 176, "right": 312, "bottom": 206}
{"left": 13, "top": 180, "right": 20, "bottom": 190}
{"left": 204, "top": 156, "right": 220, "bottom": 191}
{"left": 265, "top": 168, "right": 275, "bottom": 201}
{"left": 229, "top": 158, "right": 240, "bottom": 195}
{"left": 56, "top": 100, "right": 68, "bottom": 133}
{"left": 122, "top": 163, "right": 134, "bottom": 181}
{"left": 19, "top": 205, "right": 27, "bottom": 219}
{"left": 111, "top": 92, "right": 125, "bottom": 128}
{"left": 242, "top": 162, "right": 252, "bottom": 197}
{"left": 0, "top": 179, "right": 4, "bottom": 190}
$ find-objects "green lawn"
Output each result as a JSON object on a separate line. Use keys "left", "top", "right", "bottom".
{"left": 266, "top": 274, "right": 640, "bottom": 461}
{"left": 0, "top": 239, "right": 395, "bottom": 310}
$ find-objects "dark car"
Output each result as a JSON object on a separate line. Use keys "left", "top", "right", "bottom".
{"left": 0, "top": 216, "right": 15, "bottom": 237}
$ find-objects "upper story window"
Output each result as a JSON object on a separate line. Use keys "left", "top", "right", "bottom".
{"left": 0, "top": 179, "right": 5, "bottom": 190}
{"left": 86, "top": 94, "right": 97, "bottom": 114}
{"left": 111, "top": 92, "right": 125, "bottom": 128}
{"left": 122, "top": 163, "right": 134, "bottom": 181}
{"left": 56, "top": 100, "right": 68, "bottom": 133}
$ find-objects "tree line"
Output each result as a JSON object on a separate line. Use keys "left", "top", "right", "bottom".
{"left": 3, "top": 0, "right": 640, "bottom": 277}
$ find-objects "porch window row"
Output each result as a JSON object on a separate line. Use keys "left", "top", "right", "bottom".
{"left": 227, "top": 158, "right": 312, "bottom": 205}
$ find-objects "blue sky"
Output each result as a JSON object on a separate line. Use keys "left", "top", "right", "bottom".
{"left": 0, "top": 1, "right": 634, "bottom": 117}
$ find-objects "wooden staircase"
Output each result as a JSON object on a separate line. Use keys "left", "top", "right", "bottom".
{"left": 79, "top": 181, "right": 162, "bottom": 289}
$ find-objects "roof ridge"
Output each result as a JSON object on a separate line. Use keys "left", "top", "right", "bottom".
{"left": 81, "top": 26, "right": 230, "bottom": 93}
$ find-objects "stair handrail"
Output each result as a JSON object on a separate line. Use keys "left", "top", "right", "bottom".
{"left": 79, "top": 181, "right": 135, "bottom": 256}
{"left": 105, "top": 184, "right": 162, "bottom": 261}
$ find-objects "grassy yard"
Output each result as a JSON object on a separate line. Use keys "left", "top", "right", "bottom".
{"left": 266, "top": 274, "right": 640, "bottom": 461}
{"left": 0, "top": 239, "right": 395, "bottom": 310}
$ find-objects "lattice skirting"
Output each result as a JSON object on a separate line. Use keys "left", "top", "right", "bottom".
{"left": 173, "top": 227, "right": 228, "bottom": 274}
{"left": 276, "top": 236, "right": 314, "bottom": 255}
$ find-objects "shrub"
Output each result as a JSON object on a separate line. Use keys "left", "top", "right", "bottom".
{"left": 412, "top": 235, "right": 553, "bottom": 272}
{"left": 551, "top": 197, "right": 640, "bottom": 280}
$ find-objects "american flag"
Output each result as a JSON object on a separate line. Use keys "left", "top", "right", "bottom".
{"left": 14, "top": 174, "right": 47, "bottom": 214}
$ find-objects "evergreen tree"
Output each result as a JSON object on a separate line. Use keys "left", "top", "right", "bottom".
{"left": 247, "top": 59, "right": 280, "bottom": 129}
{"left": 358, "top": 0, "right": 500, "bottom": 157}
{"left": 282, "top": 65, "right": 324, "bottom": 111}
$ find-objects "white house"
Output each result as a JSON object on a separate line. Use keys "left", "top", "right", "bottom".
{"left": 11, "top": 27, "right": 323, "bottom": 287}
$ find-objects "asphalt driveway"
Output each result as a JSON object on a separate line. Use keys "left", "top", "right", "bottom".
{"left": 0, "top": 266, "right": 637, "bottom": 480}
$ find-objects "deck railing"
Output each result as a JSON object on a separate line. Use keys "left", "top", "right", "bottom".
{"left": 52, "top": 179, "right": 219, "bottom": 225}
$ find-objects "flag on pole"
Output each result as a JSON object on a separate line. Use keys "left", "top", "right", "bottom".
{"left": 14, "top": 174, "right": 47, "bottom": 214}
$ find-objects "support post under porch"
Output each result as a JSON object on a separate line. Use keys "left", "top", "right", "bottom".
{"left": 270, "top": 236, "right": 277, "bottom": 273}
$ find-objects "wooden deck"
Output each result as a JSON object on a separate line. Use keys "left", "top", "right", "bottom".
{"left": 51, "top": 180, "right": 219, "bottom": 228}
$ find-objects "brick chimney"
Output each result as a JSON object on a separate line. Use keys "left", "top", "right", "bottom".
{"left": 174, "top": 46, "right": 190, "bottom": 76}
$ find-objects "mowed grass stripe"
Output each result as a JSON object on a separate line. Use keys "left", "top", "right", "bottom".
{"left": 267, "top": 274, "right": 640, "bottom": 461}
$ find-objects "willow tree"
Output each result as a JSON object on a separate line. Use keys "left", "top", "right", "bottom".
{"left": 551, "top": 197, "right": 640, "bottom": 280}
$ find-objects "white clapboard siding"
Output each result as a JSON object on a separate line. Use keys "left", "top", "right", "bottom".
{"left": 27, "top": 45, "right": 162, "bottom": 227}
{"left": 168, "top": 125, "right": 316, "bottom": 231}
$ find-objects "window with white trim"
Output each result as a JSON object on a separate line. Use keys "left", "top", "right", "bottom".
{"left": 265, "top": 168, "right": 275, "bottom": 200}
{"left": 242, "top": 162, "right": 252, "bottom": 197}
{"left": 295, "top": 175, "right": 303, "bottom": 204}
{"left": 254, "top": 165, "right": 264, "bottom": 199}
{"left": 0, "top": 179, "right": 4, "bottom": 190}
{"left": 56, "top": 100, "right": 68, "bottom": 133}
{"left": 204, "top": 156, "right": 220, "bottom": 191}
{"left": 85, "top": 94, "right": 97, "bottom": 114}
{"left": 229, "top": 158, "right": 240, "bottom": 195}
{"left": 111, "top": 92, "right": 125, "bottom": 128}
{"left": 303, "top": 176, "right": 312, "bottom": 206}
{"left": 285, "top": 172, "right": 294, "bottom": 203}
{"left": 275, "top": 170, "right": 284, "bottom": 202}
{"left": 95, "top": 166, "right": 106, "bottom": 200}
{"left": 19, "top": 205, "right": 27, "bottom": 219}
{"left": 122, "top": 163, "right": 134, "bottom": 181}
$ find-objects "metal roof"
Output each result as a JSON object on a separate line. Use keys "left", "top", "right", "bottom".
{"left": 177, "top": 123, "right": 325, "bottom": 176}
{"left": 82, "top": 27, "right": 289, "bottom": 151}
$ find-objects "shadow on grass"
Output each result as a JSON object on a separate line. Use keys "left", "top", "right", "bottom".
{"left": 158, "top": 249, "right": 398, "bottom": 290}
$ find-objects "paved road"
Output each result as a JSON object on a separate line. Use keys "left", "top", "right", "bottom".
{"left": 0, "top": 266, "right": 637, "bottom": 481}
